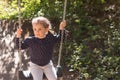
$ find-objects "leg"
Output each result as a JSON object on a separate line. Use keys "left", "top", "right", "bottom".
{"left": 29, "top": 62, "right": 43, "bottom": 80}
{"left": 44, "top": 61, "right": 57, "bottom": 80}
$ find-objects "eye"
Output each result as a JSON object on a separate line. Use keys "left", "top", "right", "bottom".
{"left": 33, "top": 28, "right": 36, "bottom": 31}
{"left": 38, "top": 29, "right": 41, "bottom": 31}
{"left": 33, "top": 28, "right": 42, "bottom": 31}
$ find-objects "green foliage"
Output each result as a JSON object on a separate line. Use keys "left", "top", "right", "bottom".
{"left": 67, "top": 43, "right": 120, "bottom": 79}
{"left": 65, "top": 0, "right": 120, "bottom": 79}
{"left": 0, "top": 0, "right": 41, "bottom": 19}
{"left": 21, "top": 0, "right": 41, "bottom": 18}
{"left": 0, "top": 1, "right": 17, "bottom": 19}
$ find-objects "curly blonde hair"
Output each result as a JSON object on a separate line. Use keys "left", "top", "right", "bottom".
{"left": 32, "top": 16, "right": 52, "bottom": 29}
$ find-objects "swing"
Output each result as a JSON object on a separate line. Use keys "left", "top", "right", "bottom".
{"left": 17, "top": 0, "right": 67, "bottom": 80}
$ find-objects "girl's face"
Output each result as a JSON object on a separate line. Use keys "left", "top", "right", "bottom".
{"left": 32, "top": 23, "right": 49, "bottom": 39}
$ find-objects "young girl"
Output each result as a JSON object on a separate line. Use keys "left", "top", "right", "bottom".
{"left": 16, "top": 16, "right": 66, "bottom": 80}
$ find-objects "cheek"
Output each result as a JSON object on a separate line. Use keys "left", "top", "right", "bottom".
{"left": 42, "top": 29, "right": 48, "bottom": 33}
{"left": 45, "top": 28, "right": 49, "bottom": 32}
{"left": 38, "top": 30, "right": 46, "bottom": 35}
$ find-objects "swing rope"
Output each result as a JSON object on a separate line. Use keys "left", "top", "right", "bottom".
{"left": 57, "top": 0, "right": 67, "bottom": 67}
{"left": 18, "top": 0, "right": 22, "bottom": 70}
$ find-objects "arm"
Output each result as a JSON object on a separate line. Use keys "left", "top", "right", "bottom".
{"left": 15, "top": 28, "right": 29, "bottom": 49}
{"left": 54, "top": 20, "right": 67, "bottom": 42}
{"left": 15, "top": 38, "right": 29, "bottom": 49}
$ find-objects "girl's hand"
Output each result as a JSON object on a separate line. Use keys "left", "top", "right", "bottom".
{"left": 59, "top": 20, "right": 66, "bottom": 30}
{"left": 16, "top": 28, "right": 23, "bottom": 38}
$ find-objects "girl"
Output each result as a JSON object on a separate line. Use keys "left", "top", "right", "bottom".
{"left": 16, "top": 16, "right": 66, "bottom": 80}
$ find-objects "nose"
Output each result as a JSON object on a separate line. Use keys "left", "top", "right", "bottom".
{"left": 34, "top": 30, "right": 39, "bottom": 35}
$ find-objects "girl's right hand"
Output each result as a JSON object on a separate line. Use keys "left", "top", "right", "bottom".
{"left": 16, "top": 28, "right": 23, "bottom": 38}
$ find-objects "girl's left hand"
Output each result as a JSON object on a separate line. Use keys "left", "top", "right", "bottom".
{"left": 59, "top": 20, "right": 66, "bottom": 30}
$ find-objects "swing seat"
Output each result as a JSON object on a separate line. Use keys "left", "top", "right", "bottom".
{"left": 18, "top": 70, "right": 33, "bottom": 80}
{"left": 56, "top": 66, "right": 63, "bottom": 77}
{"left": 18, "top": 70, "right": 47, "bottom": 80}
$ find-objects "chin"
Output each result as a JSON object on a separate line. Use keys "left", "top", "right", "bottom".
{"left": 35, "top": 36, "right": 39, "bottom": 38}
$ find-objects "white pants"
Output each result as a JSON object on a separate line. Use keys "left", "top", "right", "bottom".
{"left": 29, "top": 61, "right": 57, "bottom": 80}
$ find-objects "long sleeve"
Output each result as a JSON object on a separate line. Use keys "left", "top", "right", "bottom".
{"left": 15, "top": 31, "right": 67, "bottom": 66}
{"left": 15, "top": 38, "right": 29, "bottom": 49}
{"left": 53, "top": 29, "right": 66, "bottom": 43}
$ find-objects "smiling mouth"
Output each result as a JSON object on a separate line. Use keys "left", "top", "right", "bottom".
{"left": 35, "top": 34, "right": 39, "bottom": 36}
